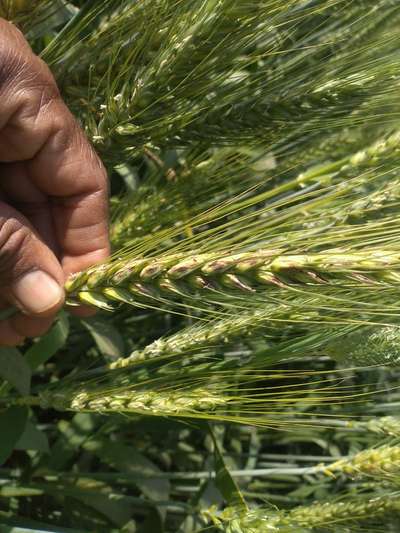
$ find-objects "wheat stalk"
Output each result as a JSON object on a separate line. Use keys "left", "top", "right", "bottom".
{"left": 7, "top": 364, "right": 367, "bottom": 429}
{"left": 8, "top": 1, "right": 400, "bottom": 531}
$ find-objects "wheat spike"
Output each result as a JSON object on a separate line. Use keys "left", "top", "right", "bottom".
{"left": 211, "top": 494, "right": 400, "bottom": 531}
{"left": 346, "top": 416, "right": 400, "bottom": 437}
{"left": 110, "top": 308, "right": 277, "bottom": 369}
{"left": 36, "top": 387, "right": 228, "bottom": 417}
{"left": 65, "top": 249, "right": 400, "bottom": 311}
{"left": 112, "top": 322, "right": 400, "bottom": 371}
{"left": 324, "top": 445, "right": 400, "bottom": 478}
{"left": 324, "top": 326, "right": 400, "bottom": 366}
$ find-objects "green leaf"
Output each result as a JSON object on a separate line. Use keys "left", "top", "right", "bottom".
{"left": 115, "top": 164, "right": 139, "bottom": 192}
{"left": 84, "top": 439, "right": 170, "bottom": 503}
{"left": 82, "top": 316, "right": 125, "bottom": 360}
{"left": 45, "top": 413, "right": 99, "bottom": 471}
{"left": 27, "top": 0, "right": 79, "bottom": 40}
{"left": 0, "top": 406, "right": 29, "bottom": 465}
{"left": 15, "top": 421, "right": 49, "bottom": 454}
{"left": 0, "top": 515, "right": 83, "bottom": 533}
{"left": 25, "top": 311, "right": 69, "bottom": 371}
{"left": 138, "top": 509, "right": 164, "bottom": 533}
{"left": 73, "top": 491, "right": 132, "bottom": 528}
{"left": 0, "top": 347, "right": 31, "bottom": 395}
{"left": 209, "top": 425, "right": 247, "bottom": 510}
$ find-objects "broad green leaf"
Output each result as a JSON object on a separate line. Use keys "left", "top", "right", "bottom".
{"left": 115, "top": 164, "right": 139, "bottom": 192}
{"left": 0, "top": 347, "right": 31, "bottom": 395}
{"left": 27, "top": 0, "right": 79, "bottom": 40}
{"left": 0, "top": 516, "right": 83, "bottom": 533}
{"left": 25, "top": 311, "right": 69, "bottom": 371}
{"left": 177, "top": 481, "right": 222, "bottom": 533}
{"left": 45, "top": 413, "right": 98, "bottom": 471}
{"left": 0, "top": 486, "right": 43, "bottom": 498}
{"left": 198, "top": 480, "right": 223, "bottom": 510}
{"left": 82, "top": 317, "right": 125, "bottom": 360}
{"left": 209, "top": 426, "right": 247, "bottom": 510}
{"left": 290, "top": 484, "right": 321, "bottom": 499}
{"left": 0, "top": 525, "right": 50, "bottom": 533}
{"left": 15, "top": 421, "right": 49, "bottom": 454}
{"left": 84, "top": 439, "right": 170, "bottom": 503}
{"left": 0, "top": 406, "right": 29, "bottom": 465}
{"left": 72, "top": 491, "right": 132, "bottom": 528}
{"left": 137, "top": 509, "right": 163, "bottom": 533}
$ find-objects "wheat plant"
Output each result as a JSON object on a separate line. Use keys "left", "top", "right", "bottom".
{"left": 1, "top": 1, "right": 400, "bottom": 532}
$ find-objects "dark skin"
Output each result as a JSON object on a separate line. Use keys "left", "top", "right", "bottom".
{"left": 0, "top": 19, "right": 110, "bottom": 345}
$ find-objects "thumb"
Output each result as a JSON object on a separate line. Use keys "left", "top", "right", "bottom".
{"left": 0, "top": 202, "right": 65, "bottom": 316}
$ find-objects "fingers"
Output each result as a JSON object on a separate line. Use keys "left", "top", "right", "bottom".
{"left": 0, "top": 201, "right": 64, "bottom": 332}
{"left": 0, "top": 19, "right": 109, "bottom": 331}
{"left": 0, "top": 20, "right": 110, "bottom": 279}
{"left": 0, "top": 201, "right": 64, "bottom": 314}
{"left": 10, "top": 314, "right": 54, "bottom": 339}
{"left": 30, "top": 115, "right": 110, "bottom": 276}
{"left": 0, "top": 315, "right": 54, "bottom": 346}
{"left": 0, "top": 161, "right": 58, "bottom": 251}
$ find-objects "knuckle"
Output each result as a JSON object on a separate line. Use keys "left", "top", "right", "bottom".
{"left": 0, "top": 46, "right": 22, "bottom": 88}
{"left": 35, "top": 56, "right": 58, "bottom": 88}
{"left": 29, "top": 79, "right": 60, "bottom": 112}
{"left": 0, "top": 20, "right": 30, "bottom": 88}
{"left": 0, "top": 24, "right": 59, "bottom": 103}
{"left": 11, "top": 315, "right": 53, "bottom": 338}
{"left": 16, "top": 58, "right": 60, "bottom": 109}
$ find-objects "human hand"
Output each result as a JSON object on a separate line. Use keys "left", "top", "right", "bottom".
{"left": 0, "top": 19, "right": 109, "bottom": 345}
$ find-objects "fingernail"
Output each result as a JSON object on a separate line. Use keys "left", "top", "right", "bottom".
{"left": 12, "top": 271, "right": 64, "bottom": 315}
